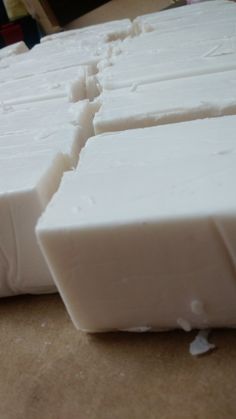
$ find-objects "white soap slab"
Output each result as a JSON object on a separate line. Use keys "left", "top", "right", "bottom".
{"left": 37, "top": 115, "right": 236, "bottom": 332}
{"left": 30, "top": 37, "right": 108, "bottom": 59}
{"left": 97, "top": 38, "right": 236, "bottom": 90}
{"left": 120, "top": 19, "right": 236, "bottom": 56}
{"left": 94, "top": 69, "right": 236, "bottom": 134}
{"left": 0, "top": 98, "right": 93, "bottom": 136}
{"left": 0, "top": 41, "right": 28, "bottom": 60}
{"left": 134, "top": 0, "right": 236, "bottom": 33}
{"left": 0, "top": 47, "right": 104, "bottom": 84}
{"left": 0, "top": 66, "right": 86, "bottom": 104}
{"left": 79, "top": 115, "right": 236, "bottom": 174}
{"left": 97, "top": 37, "right": 236, "bottom": 101}
{"left": 0, "top": 96, "right": 95, "bottom": 297}
{"left": 134, "top": 0, "right": 233, "bottom": 29}
{"left": 0, "top": 39, "right": 104, "bottom": 74}
{"left": 41, "top": 18, "right": 132, "bottom": 43}
{"left": 0, "top": 130, "right": 71, "bottom": 297}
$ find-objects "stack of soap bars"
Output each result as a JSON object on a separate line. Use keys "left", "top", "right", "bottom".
{"left": 1, "top": 0, "right": 236, "bottom": 333}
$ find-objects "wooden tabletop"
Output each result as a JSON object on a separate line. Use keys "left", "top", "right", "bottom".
{"left": 1, "top": 293, "right": 236, "bottom": 419}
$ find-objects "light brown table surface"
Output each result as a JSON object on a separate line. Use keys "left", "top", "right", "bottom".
{"left": 1, "top": 293, "right": 236, "bottom": 419}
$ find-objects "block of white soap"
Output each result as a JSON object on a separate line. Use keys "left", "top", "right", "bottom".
{"left": 94, "top": 69, "right": 236, "bottom": 134}
{"left": 30, "top": 37, "right": 107, "bottom": 60}
{"left": 0, "top": 46, "right": 104, "bottom": 84}
{"left": 135, "top": 1, "right": 232, "bottom": 24}
{"left": 0, "top": 100, "right": 95, "bottom": 296}
{"left": 41, "top": 18, "right": 132, "bottom": 43}
{"left": 0, "top": 66, "right": 86, "bottom": 104}
{"left": 133, "top": 0, "right": 236, "bottom": 34}
{"left": 0, "top": 41, "right": 28, "bottom": 60}
{"left": 37, "top": 116, "right": 236, "bottom": 332}
{"left": 109, "top": 34, "right": 236, "bottom": 71}
{"left": 0, "top": 98, "right": 93, "bottom": 136}
{"left": 97, "top": 43, "right": 236, "bottom": 91}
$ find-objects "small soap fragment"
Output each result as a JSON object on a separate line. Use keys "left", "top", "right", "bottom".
{"left": 177, "top": 318, "right": 192, "bottom": 332}
{"left": 37, "top": 116, "right": 236, "bottom": 332}
{"left": 189, "top": 330, "right": 216, "bottom": 356}
{"left": 191, "top": 300, "right": 205, "bottom": 316}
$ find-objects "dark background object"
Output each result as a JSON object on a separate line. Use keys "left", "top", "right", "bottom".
{"left": 43, "top": 0, "right": 111, "bottom": 26}
{"left": 0, "top": 0, "right": 9, "bottom": 25}
{"left": 0, "top": 0, "right": 40, "bottom": 49}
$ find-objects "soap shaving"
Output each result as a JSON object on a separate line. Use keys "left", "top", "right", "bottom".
{"left": 189, "top": 330, "right": 216, "bottom": 356}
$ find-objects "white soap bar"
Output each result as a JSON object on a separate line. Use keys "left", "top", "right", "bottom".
{"left": 134, "top": 0, "right": 236, "bottom": 34}
{"left": 96, "top": 18, "right": 236, "bottom": 92}
{"left": 97, "top": 43, "right": 236, "bottom": 90}
{"left": 0, "top": 98, "right": 93, "bottom": 135}
{"left": 0, "top": 129, "right": 71, "bottom": 296}
{"left": 30, "top": 37, "right": 107, "bottom": 60}
{"left": 0, "top": 47, "right": 104, "bottom": 84}
{"left": 109, "top": 35, "right": 236, "bottom": 70}
{"left": 0, "top": 100, "right": 95, "bottom": 296}
{"left": 41, "top": 19, "right": 132, "bottom": 43}
{"left": 134, "top": 0, "right": 233, "bottom": 26}
{"left": 0, "top": 41, "right": 28, "bottom": 60}
{"left": 0, "top": 66, "right": 86, "bottom": 104}
{"left": 94, "top": 69, "right": 236, "bottom": 134}
{"left": 37, "top": 116, "right": 236, "bottom": 332}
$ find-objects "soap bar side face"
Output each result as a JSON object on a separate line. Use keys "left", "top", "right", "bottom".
{"left": 38, "top": 213, "right": 236, "bottom": 332}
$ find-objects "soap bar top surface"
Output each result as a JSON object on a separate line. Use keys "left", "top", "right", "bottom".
{"left": 39, "top": 115, "right": 236, "bottom": 230}
{"left": 134, "top": 0, "right": 236, "bottom": 33}
{"left": 0, "top": 98, "right": 87, "bottom": 134}
{"left": 0, "top": 67, "right": 86, "bottom": 104}
{"left": 135, "top": 0, "right": 234, "bottom": 25}
{"left": 94, "top": 69, "right": 236, "bottom": 133}
{"left": 97, "top": 30, "right": 236, "bottom": 90}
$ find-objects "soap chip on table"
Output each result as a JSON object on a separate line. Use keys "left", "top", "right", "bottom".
{"left": 189, "top": 330, "right": 216, "bottom": 356}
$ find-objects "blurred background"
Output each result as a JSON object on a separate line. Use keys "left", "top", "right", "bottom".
{"left": 0, "top": 0, "right": 177, "bottom": 48}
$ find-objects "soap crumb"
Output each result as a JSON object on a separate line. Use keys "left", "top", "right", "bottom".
{"left": 190, "top": 300, "right": 205, "bottom": 316}
{"left": 189, "top": 330, "right": 216, "bottom": 356}
{"left": 177, "top": 317, "right": 192, "bottom": 332}
{"left": 41, "top": 321, "right": 47, "bottom": 328}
